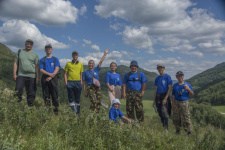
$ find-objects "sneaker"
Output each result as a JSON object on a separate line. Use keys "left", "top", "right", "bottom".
{"left": 165, "top": 129, "right": 169, "bottom": 134}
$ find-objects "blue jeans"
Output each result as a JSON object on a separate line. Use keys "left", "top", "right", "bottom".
{"left": 67, "top": 81, "right": 82, "bottom": 114}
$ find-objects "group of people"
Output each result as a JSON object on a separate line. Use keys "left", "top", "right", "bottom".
{"left": 13, "top": 39, "right": 194, "bottom": 136}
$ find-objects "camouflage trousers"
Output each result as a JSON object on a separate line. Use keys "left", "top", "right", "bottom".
{"left": 173, "top": 100, "right": 191, "bottom": 132}
{"left": 87, "top": 84, "right": 101, "bottom": 113}
{"left": 126, "top": 89, "right": 144, "bottom": 122}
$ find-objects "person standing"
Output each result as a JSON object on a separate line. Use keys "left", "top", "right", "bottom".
{"left": 83, "top": 49, "right": 109, "bottom": 113}
{"left": 40, "top": 44, "right": 60, "bottom": 114}
{"left": 64, "top": 50, "right": 84, "bottom": 114}
{"left": 123, "top": 60, "right": 147, "bottom": 122}
{"left": 153, "top": 64, "right": 172, "bottom": 133}
{"left": 105, "top": 62, "right": 122, "bottom": 106}
{"left": 172, "top": 71, "right": 194, "bottom": 136}
{"left": 13, "top": 39, "right": 39, "bottom": 106}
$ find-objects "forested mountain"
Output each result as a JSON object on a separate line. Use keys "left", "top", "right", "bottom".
{"left": 187, "top": 62, "right": 225, "bottom": 105}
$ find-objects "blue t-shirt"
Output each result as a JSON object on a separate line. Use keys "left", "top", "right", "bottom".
{"left": 40, "top": 56, "right": 60, "bottom": 73}
{"left": 172, "top": 82, "right": 194, "bottom": 101}
{"left": 83, "top": 65, "right": 101, "bottom": 85}
{"left": 155, "top": 73, "right": 173, "bottom": 94}
{"left": 105, "top": 72, "right": 122, "bottom": 86}
{"left": 123, "top": 72, "right": 147, "bottom": 91}
{"left": 109, "top": 106, "right": 124, "bottom": 123}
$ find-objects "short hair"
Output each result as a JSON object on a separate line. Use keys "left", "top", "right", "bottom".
{"left": 110, "top": 62, "right": 117, "bottom": 67}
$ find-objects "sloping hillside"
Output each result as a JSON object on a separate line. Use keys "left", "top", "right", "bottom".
{"left": 187, "top": 62, "right": 225, "bottom": 105}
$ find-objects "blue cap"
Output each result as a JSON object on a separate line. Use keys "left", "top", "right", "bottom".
{"left": 112, "top": 99, "right": 121, "bottom": 105}
{"left": 130, "top": 60, "right": 138, "bottom": 68}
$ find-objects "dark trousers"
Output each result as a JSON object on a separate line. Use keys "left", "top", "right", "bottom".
{"left": 67, "top": 81, "right": 82, "bottom": 114}
{"left": 15, "top": 76, "right": 36, "bottom": 106}
{"left": 156, "top": 92, "right": 171, "bottom": 129}
{"left": 41, "top": 75, "right": 59, "bottom": 109}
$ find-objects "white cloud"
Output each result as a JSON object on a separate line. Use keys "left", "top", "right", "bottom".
{"left": 80, "top": 5, "right": 87, "bottom": 15}
{"left": 0, "top": 20, "right": 69, "bottom": 50}
{"left": 68, "top": 36, "right": 78, "bottom": 43}
{"left": 0, "top": 0, "right": 79, "bottom": 26}
{"left": 119, "top": 60, "right": 130, "bottom": 66}
{"left": 83, "top": 39, "right": 92, "bottom": 45}
{"left": 95, "top": 0, "right": 225, "bottom": 55}
{"left": 91, "top": 44, "right": 100, "bottom": 51}
{"left": 144, "top": 57, "right": 222, "bottom": 79}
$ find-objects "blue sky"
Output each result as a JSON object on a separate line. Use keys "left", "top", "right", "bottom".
{"left": 0, "top": 0, "right": 225, "bottom": 79}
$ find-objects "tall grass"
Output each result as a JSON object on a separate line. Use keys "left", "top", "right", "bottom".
{"left": 0, "top": 91, "right": 225, "bottom": 149}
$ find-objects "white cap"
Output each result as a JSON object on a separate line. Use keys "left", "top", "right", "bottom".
{"left": 112, "top": 99, "right": 121, "bottom": 105}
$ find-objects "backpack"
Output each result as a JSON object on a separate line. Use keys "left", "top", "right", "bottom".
{"left": 127, "top": 71, "right": 141, "bottom": 83}
{"left": 16, "top": 49, "right": 22, "bottom": 75}
{"left": 43, "top": 56, "right": 61, "bottom": 78}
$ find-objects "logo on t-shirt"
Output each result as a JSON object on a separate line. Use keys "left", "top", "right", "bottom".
{"left": 182, "top": 89, "right": 185, "bottom": 92}
{"left": 117, "top": 78, "right": 119, "bottom": 81}
{"left": 94, "top": 72, "right": 97, "bottom": 75}
{"left": 51, "top": 63, "right": 54, "bottom": 67}
{"left": 162, "top": 80, "right": 166, "bottom": 85}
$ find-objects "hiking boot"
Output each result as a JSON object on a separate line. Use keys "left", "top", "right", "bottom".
{"left": 188, "top": 132, "right": 191, "bottom": 137}
{"left": 175, "top": 130, "right": 180, "bottom": 134}
{"left": 54, "top": 107, "right": 58, "bottom": 115}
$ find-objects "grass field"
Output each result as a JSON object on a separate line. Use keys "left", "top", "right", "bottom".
{"left": 212, "top": 105, "right": 225, "bottom": 113}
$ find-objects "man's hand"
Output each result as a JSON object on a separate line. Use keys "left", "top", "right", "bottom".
{"left": 112, "top": 90, "right": 115, "bottom": 96}
{"left": 104, "top": 49, "right": 109, "bottom": 54}
{"left": 140, "top": 91, "right": 145, "bottom": 97}
{"left": 49, "top": 73, "right": 55, "bottom": 78}
{"left": 123, "top": 93, "right": 126, "bottom": 99}
{"left": 84, "top": 91, "right": 88, "bottom": 98}
{"left": 36, "top": 78, "right": 39, "bottom": 84}
{"left": 13, "top": 74, "right": 17, "bottom": 82}
{"left": 162, "top": 98, "right": 167, "bottom": 105}
{"left": 184, "top": 85, "right": 190, "bottom": 91}
{"left": 46, "top": 77, "right": 52, "bottom": 82}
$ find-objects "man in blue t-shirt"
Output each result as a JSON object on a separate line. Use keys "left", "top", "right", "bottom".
{"left": 123, "top": 60, "right": 147, "bottom": 122}
{"left": 153, "top": 64, "right": 172, "bottom": 132}
{"left": 172, "top": 71, "right": 194, "bottom": 136}
{"left": 40, "top": 44, "right": 60, "bottom": 114}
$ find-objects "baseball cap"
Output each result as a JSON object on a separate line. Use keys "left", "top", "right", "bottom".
{"left": 45, "top": 44, "right": 52, "bottom": 49}
{"left": 130, "top": 60, "right": 138, "bottom": 68}
{"left": 176, "top": 71, "right": 184, "bottom": 76}
{"left": 25, "top": 39, "right": 33, "bottom": 44}
{"left": 157, "top": 64, "right": 165, "bottom": 68}
{"left": 72, "top": 50, "right": 79, "bottom": 55}
{"left": 112, "top": 99, "right": 121, "bottom": 105}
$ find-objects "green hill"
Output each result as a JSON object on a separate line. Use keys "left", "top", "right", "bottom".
{"left": 0, "top": 43, "right": 16, "bottom": 89}
{"left": 186, "top": 62, "right": 225, "bottom": 105}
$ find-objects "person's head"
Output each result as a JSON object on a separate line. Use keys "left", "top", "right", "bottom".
{"left": 110, "top": 62, "right": 117, "bottom": 72}
{"left": 157, "top": 64, "right": 165, "bottom": 75}
{"left": 112, "top": 99, "right": 121, "bottom": 109}
{"left": 130, "top": 60, "right": 138, "bottom": 73}
{"left": 72, "top": 50, "right": 79, "bottom": 60}
{"left": 25, "top": 39, "right": 33, "bottom": 50}
{"left": 88, "top": 60, "right": 95, "bottom": 70}
{"left": 176, "top": 71, "right": 184, "bottom": 82}
{"left": 45, "top": 44, "right": 53, "bottom": 55}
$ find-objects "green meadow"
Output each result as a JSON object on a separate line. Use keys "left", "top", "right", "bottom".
{"left": 212, "top": 105, "right": 225, "bottom": 113}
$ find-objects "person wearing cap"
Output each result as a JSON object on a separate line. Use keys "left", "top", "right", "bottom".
{"left": 172, "top": 71, "right": 194, "bottom": 136}
{"left": 40, "top": 44, "right": 60, "bottom": 114}
{"left": 123, "top": 60, "right": 147, "bottom": 122}
{"left": 105, "top": 62, "right": 122, "bottom": 106}
{"left": 83, "top": 49, "right": 109, "bottom": 113}
{"left": 13, "top": 39, "right": 39, "bottom": 106}
{"left": 64, "top": 50, "right": 84, "bottom": 114}
{"left": 153, "top": 64, "right": 172, "bottom": 132}
{"left": 109, "top": 99, "right": 131, "bottom": 123}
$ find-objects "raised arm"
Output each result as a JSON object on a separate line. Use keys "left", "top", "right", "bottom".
{"left": 98, "top": 49, "right": 109, "bottom": 68}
